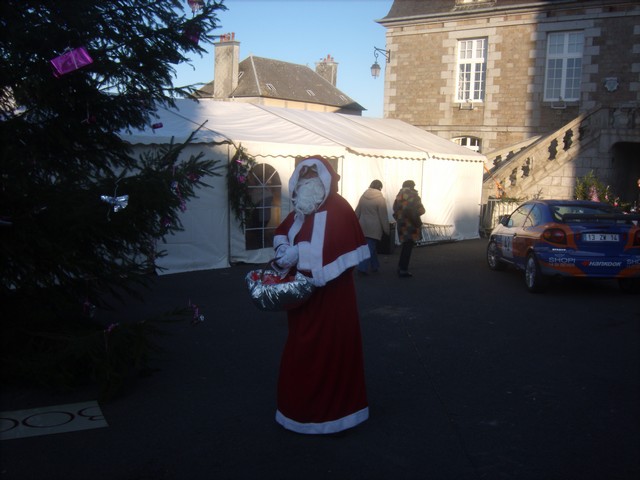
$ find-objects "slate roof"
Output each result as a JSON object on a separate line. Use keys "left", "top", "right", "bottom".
{"left": 380, "top": 0, "right": 576, "bottom": 22}
{"left": 196, "top": 55, "right": 364, "bottom": 112}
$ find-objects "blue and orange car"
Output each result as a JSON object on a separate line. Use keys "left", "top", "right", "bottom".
{"left": 486, "top": 199, "right": 640, "bottom": 293}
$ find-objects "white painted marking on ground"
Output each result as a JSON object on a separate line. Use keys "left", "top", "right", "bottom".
{"left": 0, "top": 401, "right": 108, "bottom": 440}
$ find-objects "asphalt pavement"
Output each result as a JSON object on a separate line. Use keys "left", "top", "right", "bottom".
{"left": 1, "top": 238, "right": 639, "bottom": 480}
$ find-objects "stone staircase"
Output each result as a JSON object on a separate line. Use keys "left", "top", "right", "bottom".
{"left": 481, "top": 105, "right": 638, "bottom": 203}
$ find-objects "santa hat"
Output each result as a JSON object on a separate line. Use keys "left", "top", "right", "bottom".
{"left": 289, "top": 156, "right": 340, "bottom": 199}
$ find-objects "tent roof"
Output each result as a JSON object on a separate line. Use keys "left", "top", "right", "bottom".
{"left": 121, "top": 100, "right": 485, "bottom": 163}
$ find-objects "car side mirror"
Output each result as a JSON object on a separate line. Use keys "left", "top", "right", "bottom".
{"left": 499, "top": 215, "right": 510, "bottom": 226}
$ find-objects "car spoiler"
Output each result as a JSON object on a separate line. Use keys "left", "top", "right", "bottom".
{"left": 561, "top": 212, "right": 640, "bottom": 222}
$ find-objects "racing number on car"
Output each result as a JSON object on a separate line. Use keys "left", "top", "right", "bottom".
{"left": 501, "top": 235, "right": 513, "bottom": 258}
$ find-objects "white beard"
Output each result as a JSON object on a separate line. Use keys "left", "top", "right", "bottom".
{"left": 294, "top": 177, "right": 325, "bottom": 215}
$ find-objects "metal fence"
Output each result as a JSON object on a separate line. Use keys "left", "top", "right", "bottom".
{"left": 479, "top": 199, "right": 520, "bottom": 237}
{"left": 416, "top": 223, "right": 454, "bottom": 246}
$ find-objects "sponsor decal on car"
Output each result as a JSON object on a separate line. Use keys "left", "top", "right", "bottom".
{"left": 548, "top": 256, "right": 576, "bottom": 266}
{"left": 581, "top": 260, "right": 622, "bottom": 267}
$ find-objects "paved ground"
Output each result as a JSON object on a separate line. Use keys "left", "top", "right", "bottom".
{"left": 1, "top": 239, "right": 639, "bottom": 480}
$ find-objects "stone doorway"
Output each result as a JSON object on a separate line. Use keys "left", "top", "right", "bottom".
{"left": 610, "top": 141, "right": 640, "bottom": 209}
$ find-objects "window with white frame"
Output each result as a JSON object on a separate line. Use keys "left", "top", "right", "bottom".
{"left": 544, "top": 31, "right": 584, "bottom": 102}
{"left": 457, "top": 38, "right": 487, "bottom": 102}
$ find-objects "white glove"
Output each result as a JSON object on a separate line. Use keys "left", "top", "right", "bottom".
{"left": 275, "top": 245, "right": 299, "bottom": 269}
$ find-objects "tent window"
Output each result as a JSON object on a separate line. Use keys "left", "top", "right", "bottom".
{"left": 245, "top": 163, "right": 282, "bottom": 251}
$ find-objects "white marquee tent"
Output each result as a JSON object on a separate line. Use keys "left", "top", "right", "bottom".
{"left": 121, "top": 100, "right": 486, "bottom": 274}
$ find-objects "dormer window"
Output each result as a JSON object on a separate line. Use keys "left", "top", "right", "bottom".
{"left": 454, "top": 0, "right": 496, "bottom": 8}
{"left": 456, "top": 0, "right": 494, "bottom": 4}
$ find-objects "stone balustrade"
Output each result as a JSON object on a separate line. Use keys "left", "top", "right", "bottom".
{"left": 482, "top": 105, "right": 639, "bottom": 203}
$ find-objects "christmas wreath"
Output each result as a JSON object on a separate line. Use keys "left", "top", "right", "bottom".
{"left": 227, "top": 145, "right": 256, "bottom": 227}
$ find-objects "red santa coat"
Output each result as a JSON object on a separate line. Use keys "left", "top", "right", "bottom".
{"left": 273, "top": 157, "right": 370, "bottom": 434}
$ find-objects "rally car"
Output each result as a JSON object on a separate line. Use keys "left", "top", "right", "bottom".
{"left": 486, "top": 199, "right": 640, "bottom": 293}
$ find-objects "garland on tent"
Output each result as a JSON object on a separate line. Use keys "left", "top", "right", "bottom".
{"left": 227, "top": 145, "right": 256, "bottom": 227}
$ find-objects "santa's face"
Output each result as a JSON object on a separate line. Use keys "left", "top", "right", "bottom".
{"left": 293, "top": 176, "right": 325, "bottom": 215}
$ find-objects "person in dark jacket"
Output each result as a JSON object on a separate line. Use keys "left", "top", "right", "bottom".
{"left": 392, "top": 180, "right": 425, "bottom": 277}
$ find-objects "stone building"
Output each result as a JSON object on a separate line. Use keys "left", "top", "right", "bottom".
{"left": 377, "top": 0, "right": 640, "bottom": 210}
{"left": 194, "top": 33, "right": 364, "bottom": 115}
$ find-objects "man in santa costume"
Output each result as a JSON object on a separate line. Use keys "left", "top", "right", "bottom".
{"left": 271, "top": 156, "right": 370, "bottom": 434}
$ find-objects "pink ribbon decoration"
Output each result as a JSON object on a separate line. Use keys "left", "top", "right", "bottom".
{"left": 50, "top": 47, "right": 93, "bottom": 77}
{"left": 184, "top": 24, "right": 201, "bottom": 45}
{"left": 82, "top": 299, "right": 96, "bottom": 318}
{"left": 103, "top": 323, "right": 120, "bottom": 352}
{"left": 187, "top": 0, "right": 203, "bottom": 14}
{"left": 188, "top": 299, "right": 205, "bottom": 325}
{"left": 171, "top": 181, "right": 187, "bottom": 212}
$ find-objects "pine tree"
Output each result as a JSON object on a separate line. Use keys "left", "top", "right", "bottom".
{"left": 0, "top": 0, "right": 227, "bottom": 395}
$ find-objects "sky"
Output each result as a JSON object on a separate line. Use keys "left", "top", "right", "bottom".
{"left": 173, "top": 0, "right": 393, "bottom": 118}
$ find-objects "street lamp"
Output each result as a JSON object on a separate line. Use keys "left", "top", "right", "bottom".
{"left": 370, "top": 47, "right": 390, "bottom": 79}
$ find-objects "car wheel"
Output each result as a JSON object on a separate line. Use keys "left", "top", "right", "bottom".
{"left": 525, "top": 253, "right": 547, "bottom": 293}
{"left": 486, "top": 241, "right": 506, "bottom": 271}
{"left": 618, "top": 278, "right": 640, "bottom": 294}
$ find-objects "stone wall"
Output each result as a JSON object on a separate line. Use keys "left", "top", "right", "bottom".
{"left": 382, "top": 2, "right": 640, "bottom": 154}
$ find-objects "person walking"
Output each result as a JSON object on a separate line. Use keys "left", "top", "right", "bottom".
{"left": 355, "top": 180, "right": 390, "bottom": 275}
{"left": 392, "top": 180, "right": 425, "bottom": 278}
{"left": 271, "top": 156, "right": 370, "bottom": 435}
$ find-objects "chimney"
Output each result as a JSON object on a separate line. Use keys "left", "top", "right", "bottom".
{"left": 315, "top": 54, "right": 338, "bottom": 86}
{"left": 213, "top": 33, "right": 240, "bottom": 99}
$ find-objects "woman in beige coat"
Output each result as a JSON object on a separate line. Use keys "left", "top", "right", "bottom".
{"left": 355, "top": 180, "right": 390, "bottom": 275}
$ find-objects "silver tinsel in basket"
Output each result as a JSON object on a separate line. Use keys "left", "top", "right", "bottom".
{"left": 245, "top": 269, "right": 315, "bottom": 312}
